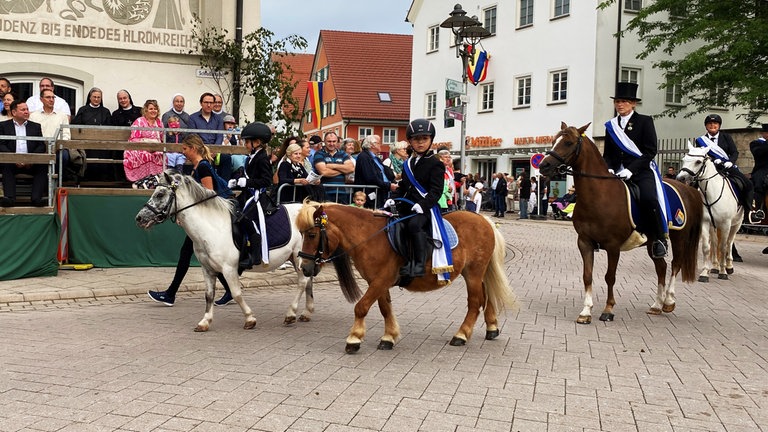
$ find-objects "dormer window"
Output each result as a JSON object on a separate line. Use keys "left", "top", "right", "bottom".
{"left": 378, "top": 92, "right": 392, "bottom": 102}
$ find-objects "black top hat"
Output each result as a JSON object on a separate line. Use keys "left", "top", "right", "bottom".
{"left": 611, "top": 82, "right": 641, "bottom": 101}
{"left": 761, "top": 124, "right": 768, "bottom": 132}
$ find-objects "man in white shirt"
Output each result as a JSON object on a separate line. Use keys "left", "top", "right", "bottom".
{"left": 25, "top": 77, "right": 71, "bottom": 120}
{"left": 0, "top": 101, "right": 46, "bottom": 207}
{"left": 29, "top": 89, "right": 70, "bottom": 140}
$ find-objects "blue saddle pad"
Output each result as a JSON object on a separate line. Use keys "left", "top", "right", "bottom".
{"left": 626, "top": 182, "right": 688, "bottom": 231}
{"left": 265, "top": 205, "right": 291, "bottom": 250}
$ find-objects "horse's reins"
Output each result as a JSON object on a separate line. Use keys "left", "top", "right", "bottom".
{"left": 546, "top": 133, "right": 622, "bottom": 180}
{"left": 298, "top": 207, "right": 418, "bottom": 265}
{"left": 680, "top": 152, "right": 730, "bottom": 229}
{"left": 141, "top": 181, "right": 219, "bottom": 224}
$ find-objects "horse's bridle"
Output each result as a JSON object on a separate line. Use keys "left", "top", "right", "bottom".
{"left": 546, "top": 132, "right": 630, "bottom": 180}
{"left": 140, "top": 179, "right": 219, "bottom": 224}
{"left": 297, "top": 211, "right": 331, "bottom": 265}
{"left": 680, "top": 152, "right": 728, "bottom": 210}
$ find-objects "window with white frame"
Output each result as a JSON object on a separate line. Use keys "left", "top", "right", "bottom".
{"left": 315, "top": 66, "right": 329, "bottom": 82}
{"left": 306, "top": 111, "right": 313, "bottom": 125}
{"left": 515, "top": 75, "right": 532, "bottom": 108}
{"left": 553, "top": 0, "right": 570, "bottom": 18}
{"left": 624, "top": 0, "right": 642, "bottom": 12}
{"left": 427, "top": 25, "right": 439, "bottom": 52}
{"left": 665, "top": 78, "right": 683, "bottom": 106}
{"left": 711, "top": 84, "right": 728, "bottom": 108}
{"left": 620, "top": 67, "right": 641, "bottom": 98}
{"left": 321, "top": 99, "right": 337, "bottom": 118}
{"left": 383, "top": 128, "right": 397, "bottom": 144}
{"left": 519, "top": 0, "right": 534, "bottom": 27}
{"left": 484, "top": 6, "right": 497, "bottom": 35}
{"left": 425, "top": 92, "right": 437, "bottom": 118}
{"left": 480, "top": 82, "right": 495, "bottom": 112}
{"left": 358, "top": 127, "right": 373, "bottom": 141}
{"left": 549, "top": 70, "right": 568, "bottom": 103}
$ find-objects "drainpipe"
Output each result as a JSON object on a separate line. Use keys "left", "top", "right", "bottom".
{"left": 232, "top": 0, "right": 243, "bottom": 122}
{"left": 614, "top": 1, "right": 622, "bottom": 116}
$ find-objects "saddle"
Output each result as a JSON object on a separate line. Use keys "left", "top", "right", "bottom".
{"left": 620, "top": 181, "right": 688, "bottom": 251}
{"left": 231, "top": 203, "right": 292, "bottom": 253}
{"left": 385, "top": 217, "right": 459, "bottom": 259}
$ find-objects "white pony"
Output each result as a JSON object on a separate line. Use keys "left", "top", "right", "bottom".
{"left": 135, "top": 171, "right": 316, "bottom": 331}
{"left": 677, "top": 144, "right": 743, "bottom": 281}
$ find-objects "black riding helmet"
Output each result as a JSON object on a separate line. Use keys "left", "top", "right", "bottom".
{"left": 704, "top": 114, "right": 722, "bottom": 125}
{"left": 406, "top": 118, "right": 436, "bottom": 140}
{"left": 240, "top": 122, "right": 272, "bottom": 144}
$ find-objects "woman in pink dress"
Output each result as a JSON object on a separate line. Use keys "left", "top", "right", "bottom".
{"left": 124, "top": 99, "right": 165, "bottom": 182}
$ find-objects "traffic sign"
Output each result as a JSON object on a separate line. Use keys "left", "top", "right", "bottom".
{"left": 530, "top": 153, "right": 545, "bottom": 169}
{"left": 445, "top": 109, "right": 464, "bottom": 121}
{"left": 446, "top": 78, "right": 465, "bottom": 95}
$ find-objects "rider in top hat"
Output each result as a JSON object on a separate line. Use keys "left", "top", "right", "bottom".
{"left": 751, "top": 124, "right": 768, "bottom": 221}
{"left": 603, "top": 82, "right": 668, "bottom": 259}
{"left": 228, "top": 122, "right": 274, "bottom": 270}
{"left": 695, "top": 114, "right": 755, "bottom": 215}
{"left": 384, "top": 118, "right": 446, "bottom": 279}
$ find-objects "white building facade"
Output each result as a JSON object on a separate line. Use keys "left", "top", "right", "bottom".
{"left": 407, "top": 0, "right": 760, "bottom": 183}
{"left": 0, "top": 0, "right": 259, "bottom": 121}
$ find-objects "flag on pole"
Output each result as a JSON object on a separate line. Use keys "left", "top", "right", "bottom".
{"left": 307, "top": 81, "right": 323, "bottom": 129}
{"left": 466, "top": 45, "right": 489, "bottom": 85}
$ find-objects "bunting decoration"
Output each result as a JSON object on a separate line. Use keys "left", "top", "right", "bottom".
{"left": 466, "top": 45, "right": 489, "bottom": 85}
{"left": 307, "top": 81, "right": 323, "bottom": 129}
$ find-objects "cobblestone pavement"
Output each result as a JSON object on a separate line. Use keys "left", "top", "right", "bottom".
{"left": 1, "top": 216, "right": 767, "bottom": 432}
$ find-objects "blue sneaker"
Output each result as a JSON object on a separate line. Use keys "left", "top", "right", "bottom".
{"left": 214, "top": 291, "right": 234, "bottom": 306}
{"left": 147, "top": 290, "right": 175, "bottom": 306}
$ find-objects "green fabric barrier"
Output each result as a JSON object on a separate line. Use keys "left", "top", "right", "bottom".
{"left": 67, "top": 194, "right": 195, "bottom": 267}
{"left": 0, "top": 214, "right": 60, "bottom": 280}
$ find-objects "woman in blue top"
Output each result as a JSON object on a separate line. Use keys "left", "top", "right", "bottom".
{"left": 147, "top": 134, "right": 235, "bottom": 307}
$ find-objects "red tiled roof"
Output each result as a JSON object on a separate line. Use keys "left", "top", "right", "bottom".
{"left": 273, "top": 52, "right": 314, "bottom": 118}
{"left": 319, "top": 30, "right": 412, "bottom": 121}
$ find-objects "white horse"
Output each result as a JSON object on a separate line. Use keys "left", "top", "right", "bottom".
{"left": 677, "top": 145, "right": 743, "bottom": 281}
{"left": 135, "top": 170, "right": 316, "bottom": 331}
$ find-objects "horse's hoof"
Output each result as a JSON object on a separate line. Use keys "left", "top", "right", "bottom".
{"left": 576, "top": 315, "right": 592, "bottom": 324}
{"left": 726, "top": 267, "right": 734, "bottom": 275}
{"left": 599, "top": 313, "right": 614, "bottom": 322}
{"left": 283, "top": 316, "right": 296, "bottom": 325}
{"left": 298, "top": 315, "right": 311, "bottom": 322}
{"left": 718, "top": 273, "right": 728, "bottom": 280}
{"left": 485, "top": 329, "right": 500, "bottom": 340}
{"left": 377, "top": 340, "right": 394, "bottom": 350}
{"left": 710, "top": 268, "right": 718, "bottom": 274}
{"left": 449, "top": 336, "right": 467, "bottom": 346}
{"left": 646, "top": 308, "right": 662, "bottom": 315}
{"left": 698, "top": 275, "right": 709, "bottom": 283}
{"left": 194, "top": 325, "right": 209, "bottom": 332}
{"left": 243, "top": 320, "right": 256, "bottom": 330}
{"left": 662, "top": 303, "right": 676, "bottom": 313}
{"left": 345, "top": 343, "right": 360, "bottom": 354}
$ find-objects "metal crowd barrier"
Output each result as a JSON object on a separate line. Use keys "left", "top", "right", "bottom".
{"left": 275, "top": 183, "right": 387, "bottom": 208}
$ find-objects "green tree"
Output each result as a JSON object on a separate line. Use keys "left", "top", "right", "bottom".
{"left": 600, "top": 0, "right": 768, "bottom": 124}
{"left": 189, "top": 18, "right": 308, "bottom": 143}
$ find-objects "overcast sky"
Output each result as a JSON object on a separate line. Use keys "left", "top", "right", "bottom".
{"left": 261, "top": 0, "right": 415, "bottom": 53}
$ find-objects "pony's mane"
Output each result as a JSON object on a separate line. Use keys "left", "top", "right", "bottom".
{"left": 296, "top": 201, "right": 374, "bottom": 231}
{"left": 161, "top": 170, "right": 235, "bottom": 215}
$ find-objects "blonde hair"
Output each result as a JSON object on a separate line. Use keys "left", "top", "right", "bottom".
{"left": 393, "top": 141, "right": 408, "bottom": 151}
{"left": 285, "top": 143, "right": 302, "bottom": 155}
{"left": 353, "top": 191, "right": 367, "bottom": 201}
{"left": 182, "top": 134, "right": 213, "bottom": 162}
{"left": 142, "top": 99, "right": 159, "bottom": 117}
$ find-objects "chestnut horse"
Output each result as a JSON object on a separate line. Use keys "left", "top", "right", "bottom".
{"left": 296, "top": 202, "right": 516, "bottom": 353}
{"left": 539, "top": 123, "right": 702, "bottom": 324}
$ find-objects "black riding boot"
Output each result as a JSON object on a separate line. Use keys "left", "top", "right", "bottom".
{"left": 732, "top": 243, "right": 742, "bottom": 262}
{"left": 410, "top": 232, "right": 428, "bottom": 277}
{"left": 239, "top": 221, "right": 261, "bottom": 270}
{"left": 649, "top": 208, "right": 668, "bottom": 259}
{"left": 744, "top": 188, "right": 754, "bottom": 213}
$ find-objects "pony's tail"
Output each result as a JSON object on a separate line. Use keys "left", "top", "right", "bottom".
{"left": 332, "top": 249, "right": 363, "bottom": 303}
{"left": 483, "top": 220, "right": 517, "bottom": 314}
{"left": 678, "top": 191, "right": 703, "bottom": 283}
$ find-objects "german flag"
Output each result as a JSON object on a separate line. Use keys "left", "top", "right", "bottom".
{"left": 307, "top": 81, "right": 323, "bottom": 129}
{"left": 466, "top": 45, "right": 489, "bottom": 85}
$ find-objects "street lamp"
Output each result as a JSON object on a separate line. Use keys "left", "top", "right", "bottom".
{"left": 440, "top": 4, "right": 490, "bottom": 174}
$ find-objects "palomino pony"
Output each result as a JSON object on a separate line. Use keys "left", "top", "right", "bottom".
{"left": 538, "top": 123, "right": 702, "bottom": 324}
{"left": 676, "top": 144, "right": 743, "bottom": 281}
{"left": 296, "top": 202, "right": 516, "bottom": 353}
{"left": 135, "top": 171, "right": 317, "bottom": 331}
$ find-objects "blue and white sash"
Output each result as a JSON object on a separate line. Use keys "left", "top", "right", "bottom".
{"left": 403, "top": 156, "right": 454, "bottom": 284}
{"left": 605, "top": 119, "right": 671, "bottom": 233}
{"left": 244, "top": 150, "right": 269, "bottom": 264}
{"left": 694, "top": 135, "right": 729, "bottom": 161}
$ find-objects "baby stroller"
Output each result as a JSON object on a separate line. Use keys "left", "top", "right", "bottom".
{"left": 551, "top": 191, "right": 576, "bottom": 220}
